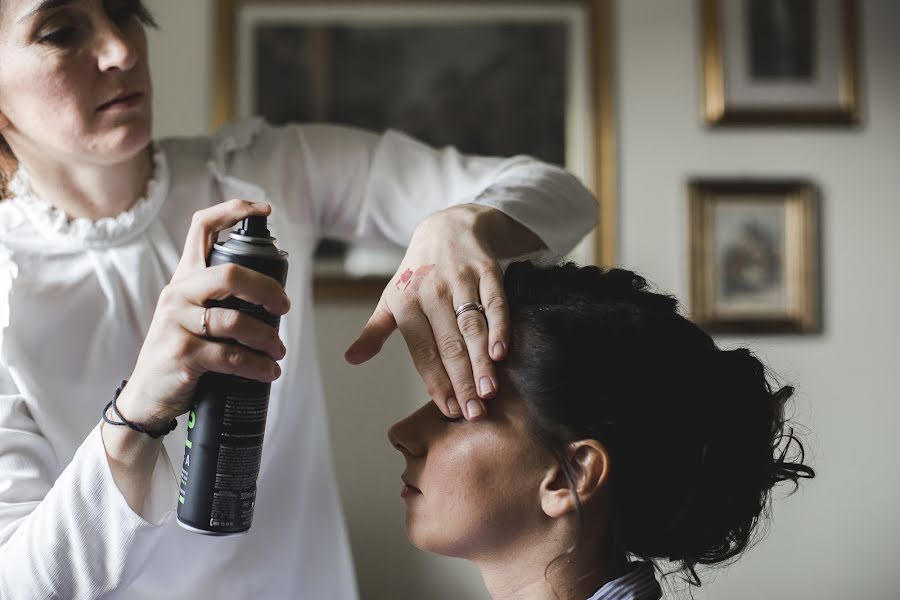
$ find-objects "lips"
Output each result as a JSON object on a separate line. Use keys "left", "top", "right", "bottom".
{"left": 97, "top": 91, "right": 144, "bottom": 111}
{"left": 401, "top": 475, "right": 422, "bottom": 497}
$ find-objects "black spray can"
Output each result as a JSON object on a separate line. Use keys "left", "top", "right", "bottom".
{"left": 177, "top": 215, "right": 288, "bottom": 536}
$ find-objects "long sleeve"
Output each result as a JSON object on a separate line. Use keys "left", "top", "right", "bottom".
{"left": 294, "top": 124, "right": 599, "bottom": 259}
{"left": 0, "top": 369, "right": 177, "bottom": 600}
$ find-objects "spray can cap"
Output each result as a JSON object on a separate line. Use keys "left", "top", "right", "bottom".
{"left": 237, "top": 215, "right": 272, "bottom": 239}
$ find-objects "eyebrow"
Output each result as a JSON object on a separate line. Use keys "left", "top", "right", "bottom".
{"left": 18, "top": 0, "right": 77, "bottom": 24}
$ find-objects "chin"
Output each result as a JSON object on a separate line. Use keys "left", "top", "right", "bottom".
{"left": 404, "top": 517, "right": 472, "bottom": 559}
{"left": 92, "top": 122, "right": 153, "bottom": 164}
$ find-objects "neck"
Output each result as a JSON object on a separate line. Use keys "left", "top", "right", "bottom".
{"left": 17, "top": 145, "right": 153, "bottom": 221}
{"left": 475, "top": 531, "right": 623, "bottom": 600}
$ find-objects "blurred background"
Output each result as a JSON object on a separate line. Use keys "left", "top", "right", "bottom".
{"left": 147, "top": 1, "right": 899, "bottom": 598}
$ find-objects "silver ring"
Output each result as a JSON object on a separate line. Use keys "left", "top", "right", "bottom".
{"left": 200, "top": 307, "right": 210, "bottom": 337}
{"left": 455, "top": 302, "right": 485, "bottom": 318}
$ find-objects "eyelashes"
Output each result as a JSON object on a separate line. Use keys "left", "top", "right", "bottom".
{"left": 39, "top": 26, "right": 77, "bottom": 45}
{"left": 439, "top": 415, "right": 465, "bottom": 424}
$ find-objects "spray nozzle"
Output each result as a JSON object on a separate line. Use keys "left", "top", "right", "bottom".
{"left": 237, "top": 216, "right": 271, "bottom": 239}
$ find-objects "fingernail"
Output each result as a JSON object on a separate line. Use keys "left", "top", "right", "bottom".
{"left": 492, "top": 341, "right": 506, "bottom": 360}
{"left": 447, "top": 398, "right": 461, "bottom": 416}
{"left": 252, "top": 201, "right": 269, "bottom": 209}
{"left": 466, "top": 400, "right": 484, "bottom": 419}
{"left": 479, "top": 377, "right": 495, "bottom": 397}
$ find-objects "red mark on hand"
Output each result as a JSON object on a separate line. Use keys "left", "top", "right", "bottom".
{"left": 395, "top": 264, "right": 436, "bottom": 292}
{"left": 413, "top": 265, "right": 435, "bottom": 278}
{"left": 396, "top": 268, "right": 414, "bottom": 291}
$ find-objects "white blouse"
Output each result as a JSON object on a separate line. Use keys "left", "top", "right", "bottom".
{"left": 0, "top": 119, "right": 598, "bottom": 599}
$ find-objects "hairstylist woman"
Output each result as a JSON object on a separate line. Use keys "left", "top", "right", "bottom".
{"left": 0, "top": 1, "right": 598, "bottom": 598}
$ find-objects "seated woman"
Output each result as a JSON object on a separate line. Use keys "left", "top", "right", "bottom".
{"left": 389, "top": 261, "right": 814, "bottom": 599}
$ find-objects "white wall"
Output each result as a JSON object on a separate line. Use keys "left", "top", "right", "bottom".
{"left": 148, "top": 1, "right": 900, "bottom": 598}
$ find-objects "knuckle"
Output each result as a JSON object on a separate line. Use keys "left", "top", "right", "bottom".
{"left": 421, "top": 279, "right": 448, "bottom": 300}
{"left": 223, "top": 346, "right": 245, "bottom": 371}
{"left": 484, "top": 294, "right": 508, "bottom": 313}
{"left": 450, "top": 267, "right": 471, "bottom": 288}
{"left": 175, "top": 368, "right": 195, "bottom": 388}
{"left": 473, "top": 354, "right": 494, "bottom": 371}
{"left": 228, "top": 198, "right": 250, "bottom": 211}
{"left": 395, "top": 296, "right": 420, "bottom": 321}
{"left": 425, "top": 382, "right": 451, "bottom": 400}
{"left": 218, "top": 263, "right": 242, "bottom": 287}
{"left": 458, "top": 313, "right": 486, "bottom": 337}
{"left": 157, "top": 284, "right": 178, "bottom": 306}
{"left": 437, "top": 336, "right": 467, "bottom": 360}
{"left": 172, "top": 335, "right": 194, "bottom": 360}
{"left": 411, "top": 340, "right": 441, "bottom": 367}
{"left": 217, "top": 308, "right": 241, "bottom": 333}
{"left": 189, "top": 210, "right": 210, "bottom": 231}
{"left": 475, "top": 259, "right": 499, "bottom": 277}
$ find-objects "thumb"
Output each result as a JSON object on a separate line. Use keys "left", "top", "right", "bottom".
{"left": 345, "top": 298, "right": 397, "bottom": 365}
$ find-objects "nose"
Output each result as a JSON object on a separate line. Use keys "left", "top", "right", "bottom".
{"left": 95, "top": 20, "right": 139, "bottom": 72}
{"left": 387, "top": 407, "right": 429, "bottom": 457}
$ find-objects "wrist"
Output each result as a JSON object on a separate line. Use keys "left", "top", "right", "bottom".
{"left": 101, "top": 413, "right": 164, "bottom": 468}
{"left": 114, "top": 384, "right": 174, "bottom": 432}
{"left": 466, "top": 204, "right": 544, "bottom": 258}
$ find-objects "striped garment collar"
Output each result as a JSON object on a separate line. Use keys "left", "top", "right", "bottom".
{"left": 584, "top": 562, "right": 662, "bottom": 600}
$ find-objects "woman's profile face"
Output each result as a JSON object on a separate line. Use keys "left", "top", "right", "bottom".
{"left": 0, "top": 0, "right": 152, "bottom": 165}
{"left": 388, "top": 385, "right": 554, "bottom": 559}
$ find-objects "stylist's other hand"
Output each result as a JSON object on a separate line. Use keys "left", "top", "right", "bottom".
{"left": 117, "top": 200, "right": 291, "bottom": 429}
{"left": 345, "top": 205, "right": 524, "bottom": 421}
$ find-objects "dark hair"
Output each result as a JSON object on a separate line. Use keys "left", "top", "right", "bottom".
{"left": 0, "top": 135, "right": 15, "bottom": 200}
{"left": 0, "top": 1, "right": 158, "bottom": 200}
{"left": 503, "top": 261, "right": 814, "bottom": 586}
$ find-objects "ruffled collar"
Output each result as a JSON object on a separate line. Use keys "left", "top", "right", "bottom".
{"left": 7, "top": 145, "right": 169, "bottom": 248}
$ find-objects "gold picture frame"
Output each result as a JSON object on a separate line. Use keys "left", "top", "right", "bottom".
{"left": 214, "top": 0, "right": 615, "bottom": 299}
{"left": 700, "top": 0, "right": 861, "bottom": 126}
{"left": 688, "top": 179, "right": 820, "bottom": 333}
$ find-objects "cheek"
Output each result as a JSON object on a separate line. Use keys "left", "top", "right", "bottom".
{"left": 406, "top": 435, "right": 546, "bottom": 558}
{"left": 1, "top": 53, "right": 93, "bottom": 131}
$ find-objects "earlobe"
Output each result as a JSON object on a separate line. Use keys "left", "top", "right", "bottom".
{"left": 539, "top": 440, "right": 611, "bottom": 519}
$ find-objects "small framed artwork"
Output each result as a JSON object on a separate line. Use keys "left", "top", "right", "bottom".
{"left": 688, "top": 179, "right": 820, "bottom": 333}
{"left": 215, "top": 0, "right": 615, "bottom": 299}
{"left": 700, "top": 0, "right": 861, "bottom": 125}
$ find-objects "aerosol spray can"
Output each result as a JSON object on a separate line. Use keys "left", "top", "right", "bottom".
{"left": 177, "top": 215, "right": 288, "bottom": 536}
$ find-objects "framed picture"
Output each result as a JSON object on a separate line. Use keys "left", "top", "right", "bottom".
{"left": 700, "top": 0, "right": 861, "bottom": 125}
{"left": 688, "top": 179, "right": 820, "bottom": 333}
{"left": 215, "top": 0, "right": 615, "bottom": 298}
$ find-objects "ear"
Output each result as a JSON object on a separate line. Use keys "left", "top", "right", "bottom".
{"left": 539, "top": 440, "right": 611, "bottom": 519}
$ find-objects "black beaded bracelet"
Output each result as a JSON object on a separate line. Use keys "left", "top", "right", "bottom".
{"left": 102, "top": 380, "right": 178, "bottom": 439}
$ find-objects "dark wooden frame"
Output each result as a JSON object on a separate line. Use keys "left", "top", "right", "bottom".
{"left": 688, "top": 179, "right": 820, "bottom": 333}
{"left": 214, "top": 0, "right": 616, "bottom": 299}
{"left": 700, "top": 0, "right": 861, "bottom": 126}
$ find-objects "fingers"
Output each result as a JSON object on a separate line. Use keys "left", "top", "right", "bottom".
{"left": 181, "top": 305, "right": 286, "bottom": 361}
{"left": 344, "top": 292, "right": 397, "bottom": 365}
{"left": 477, "top": 261, "right": 509, "bottom": 361}
{"left": 175, "top": 263, "right": 290, "bottom": 317}
{"left": 395, "top": 302, "right": 465, "bottom": 420}
{"left": 452, "top": 282, "right": 497, "bottom": 403}
{"left": 194, "top": 337, "right": 282, "bottom": 383}
{"left": 176, "top": 199, "right": 272, "bottom": 276}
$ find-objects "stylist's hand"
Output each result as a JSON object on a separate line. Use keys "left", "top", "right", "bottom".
{"left": 116, "top": 200, "right": 290, "bottom": 429}
{"left": 345, "top": 205, "right": 512, "bottom": 421}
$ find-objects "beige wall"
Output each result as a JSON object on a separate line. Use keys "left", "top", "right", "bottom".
{"left": 148, "top": 1, "right": 900, "bottom": 598}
